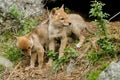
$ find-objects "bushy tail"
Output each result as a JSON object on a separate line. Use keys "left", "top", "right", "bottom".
{"left": 0, "top": 56, "right": 13, "bottom": 69}
{"left": 85, "top": 26, "right": 95, "bottom": 35}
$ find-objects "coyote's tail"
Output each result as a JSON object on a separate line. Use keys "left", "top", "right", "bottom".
{"left": 85, "top": 26, "right": 95, "bottom": 35}
{"left": 0, "top": 56, "right": 13, "bottom": 69}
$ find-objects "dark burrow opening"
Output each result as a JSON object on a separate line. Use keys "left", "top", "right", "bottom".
{"left": 43, "top": 0, "right": 120, "bottom": 21}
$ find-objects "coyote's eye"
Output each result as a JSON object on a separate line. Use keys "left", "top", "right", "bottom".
{"left": 22, "top": 49, "right": 25, "bottom": 52}
{"left": 28, "top": 47, "right": 31, "bottom": 49}
{"left": 60, "top": 18, "right": 64, "bottom": 20}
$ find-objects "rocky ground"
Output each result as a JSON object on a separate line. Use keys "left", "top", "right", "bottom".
{"left": 0, "top": 21, "right": 120, "bottom": 80}
{"left": 0, "top": 1, "right": 120, "bottom": 79}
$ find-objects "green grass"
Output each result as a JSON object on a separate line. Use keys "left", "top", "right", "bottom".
{"left": 0, "top": 65, "right": 4, "bottom": 74}
{"left": 3, "top": 44, "right": 22, "bottom": 64}
{"left": 52, "top": 48, "right": 78, "bottom": 73}
{"left": 87, "top": 70, "right": 101, "bottom": 80}
{"left": 86, "top": 62, "right": 109, "bottom": 80}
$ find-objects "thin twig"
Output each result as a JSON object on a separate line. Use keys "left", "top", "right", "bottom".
{"left": 109, "top": 11, "right": 120, "bottom": 21}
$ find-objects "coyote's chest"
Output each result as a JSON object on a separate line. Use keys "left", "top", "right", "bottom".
{"left": 49, "top": 25, "right": 65, "bottom": 39}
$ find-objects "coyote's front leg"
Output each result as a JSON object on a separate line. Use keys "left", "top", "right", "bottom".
{"left": 59, "top": 37, "right": 68, "bottom": 58}
{"left": 25, "top": 52, "right": 37, "bottom": 70}
{"left": 47, "top": 39, "right": 55, "bottom": 67}
{"left": 36, "top": 45, "right": 44, "bottom": 69}
{"left": 76, "top": 34, "right": 85, "bottom": 48}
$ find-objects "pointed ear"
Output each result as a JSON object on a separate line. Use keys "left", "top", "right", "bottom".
{"left": 25, "top": 33, "right": 31, "bottom": 38}
{"left": 25, "top": 33, "right": 32, "bottom": 41}
{"left": 26, "top": 33, "right": 33, "bottom": 45}
{"left": 50, "top": 9, "right": 56, "bottom": 16}
{"left": 60, "top": 4, "right": 64, "bottom": 11}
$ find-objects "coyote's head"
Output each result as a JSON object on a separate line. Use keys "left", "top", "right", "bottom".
{"left": 49, "top": 5, "right": 71, "bottom": 27}
{"left": 16, "top": 34, "right": 33, "bottom": 56}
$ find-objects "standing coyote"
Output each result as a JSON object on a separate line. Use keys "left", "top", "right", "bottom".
{"left": 48, "top": 5, "right": 93, "bottom": 66}
{"left": 48, "top": 5, "right": 71, "bottom": 66}
{"left": 16, "top": 20, "right": 49, "bottom": 70}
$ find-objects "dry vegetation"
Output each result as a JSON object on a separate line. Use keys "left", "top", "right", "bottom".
{"left": 0, "top": 1, "right": 120, "bottom": 80}
{"left": 0, "top": 21, "right": 120, "bottom": 80}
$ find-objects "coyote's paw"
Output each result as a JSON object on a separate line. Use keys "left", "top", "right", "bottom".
{"left": 76, "top": 44, "right": 81, "bottom": 48}
{"left": 25, "top": 66, "right": 34, "bottom": 70}
{"left": 38, "top": 65, "right": 43, "bottom": 69}
{"left": 46, "top": 62, "right": 52, "bottom": 67}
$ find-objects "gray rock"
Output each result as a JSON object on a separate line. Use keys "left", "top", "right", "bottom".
{"left": 66, "top": 59, "right": 75, "bottom": 75}
{"left": 0, "top": 56, "right": 13, "bottom": 69}
{"left": 0, "top": 0, "right": 46, "bottom": 34}
{"left": 98, "top": 60, "right": 120, "bottom": 80}
{"left": 0, "top": 0, "right": 45, "bottom": 17}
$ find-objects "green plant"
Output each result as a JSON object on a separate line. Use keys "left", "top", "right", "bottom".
{"left": 3, "top": 44, "right": 22, "bottom": 64}
{"left": 9, "top": 5, "right": 25, "bottom": 21}
{"left": 89, "top": 0, "right": 110, "bottom": 37}
{"left": 52, "top": 56, "right": 68, "bottom": 73}
{"left": 52, "top": 48, "right": 78, "bottom": 73}
{"left": 64, "top": 48, "right": 78, "bottom": 58}
{"left": 53, "top": 7, "right": 71, "bottom": 13}
{"left": 89, "top": 0, "right": 117, "bottom": 57}
{"left": 2, "top": 31, "right": 12, "bottom": 41}
{"left": 0, "top": 65, "right": 4, "bottom": 74}
{"left": 88, "top": 50, "right": 102, "bottom": 64}
{"left": 97, "top": 38, "right": 116, "bottom": 55}
{"left": 9, "top": 5, "right": 39, "bottom": 35}
{"left": 65, "top": 7, "right": 71, "bottom": 13}
{"left": 20, "top": 18, "right": 39, "bottom": 34}
{"left": 86, "top": 62, "right": 109, "bottom": 80}
{"left": 48, "top": 50, "right": 58, "bottom": 60}
{"left": 100, "top": 62, "right": 109, "bottom": 70}
{"left": 87, "top": 70, "right": 101, "bottom": 80}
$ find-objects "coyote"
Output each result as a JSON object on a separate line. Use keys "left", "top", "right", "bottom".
{"left": 48, "top": 5, "right": 93, "bottom": 66}
{"left": 48, "top": 5, "right": 71, "bottom": 66}
{"left": 16, "top": 20, "right": 49, "bottom": 70}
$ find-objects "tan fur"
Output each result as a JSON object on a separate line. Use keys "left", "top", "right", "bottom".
{"left": 48, "top": 5, "right": 71, "bottom": 66}
{"left": 68, "top": 14, "right": 87, "bottom": 48}
{"left": 16, "top": 20, "right": 49, "bottom": 70}
{"left": 48, "top": 5, "right": 93, "bottom": 66}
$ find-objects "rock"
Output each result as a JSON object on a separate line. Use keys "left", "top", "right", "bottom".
{"left": 0, "top": 0, "right": 45, "bottom": 17}
{"left": 0, "top": 0, "right": 47, "bottom": 34}
{"left": 0, "top": 56, "right": 13, "bottom": 69}
{"left": 66, "top": 59, "right": 75, "bottom": 75}
{"left": 98, "top": 60, "right": 120, "bottom": 80}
